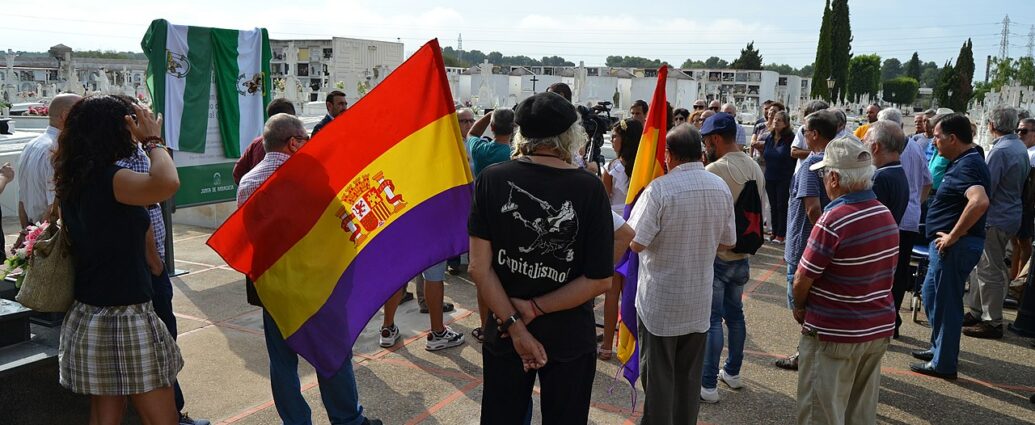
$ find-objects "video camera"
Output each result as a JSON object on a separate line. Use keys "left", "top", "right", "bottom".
{"left": 577, "top": 101, "right": 617, "bottom": 174}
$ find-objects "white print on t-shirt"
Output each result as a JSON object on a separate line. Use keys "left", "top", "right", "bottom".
{"left": 500, "top": 181, "right": 579, "bottom": 262}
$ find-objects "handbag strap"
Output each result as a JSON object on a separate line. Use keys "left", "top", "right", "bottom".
{"left": 47, "top": 200, "right": 61, "bottom": 223}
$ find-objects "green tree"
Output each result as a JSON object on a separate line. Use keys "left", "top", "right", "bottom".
{"left": 681, "top": 58, "right": 707, "bottom": 68}
{"left": 605, "top": 55, "right": 663, "bottom": 68}
{"left": 880, "top": 58, "right": 903, "bottom": 81}
{"left": 847, "top": 54, "right": 881, "bottom": 103}
{"left": 731, "top": 42, "right": 763, "bottom": 70}
{"left": 934, "top": 61, "right": 956, "bottom": 108}
{"left": 704, "top": 56, "right": 729, "bottom": 68}
{"left": 950, "top": 39, "right": 974, "bottom": 112}
{"left": 541, "top": 56, "right": 574, "bottom": 66}
{"left": 799, "top": 63, "right": 815, "bottom": 77}
{"left": 919, "top": 61, "right": 940, "bottom": 87}
{"left": 764, "top": 63, "right": 798, "bottom": 75}
{"left": 882, "top": 76, "right": 920, "bottom": 106}
{"left": 905, "top": 52, "right": 922, "bottom": 81}
{"left": 811, "top": 0, "right": 833, "bottom": 100}
{"left": 829, "top": 0, "right": 853, "bottom": 102}
{"left": 1017, "top": 56, "right": 1035, "bottom": 86}
{"left": 487, "top": 51, "right": 503, "bottom": 64}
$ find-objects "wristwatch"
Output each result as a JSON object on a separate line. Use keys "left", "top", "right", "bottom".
{"left": 498, "top": 312, "right": 522, "bottom": 334}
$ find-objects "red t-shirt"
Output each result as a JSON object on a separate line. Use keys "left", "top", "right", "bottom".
{"left": 798, "top": 191, "right": 898, "bottom": 343}
{"left": 233, "top": 136, "right": 266, "bottom": 184}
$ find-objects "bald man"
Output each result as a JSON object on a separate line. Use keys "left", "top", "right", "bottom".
{"left": 17, "top": 93, "right": 81, "bottom": 228}
{"left": 722, "top": 103, "right": 748, "bottom": 145}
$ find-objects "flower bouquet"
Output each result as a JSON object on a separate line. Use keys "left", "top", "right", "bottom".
{"left": 0, "top": 222, "right": 51, "bottom": 288}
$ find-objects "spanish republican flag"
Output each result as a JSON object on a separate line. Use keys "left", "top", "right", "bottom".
{"left": 207, "top": 39, "right": 472, "bottom": 377}
{"left": 616, "top": 65, "right": 668, "bottom": 389}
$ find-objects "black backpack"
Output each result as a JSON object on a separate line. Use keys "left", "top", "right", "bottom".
{"left": 732, "top": 180, "right": 765, "bottom": 254}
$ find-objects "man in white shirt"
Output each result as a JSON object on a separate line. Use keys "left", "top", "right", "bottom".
{"left": 16, "top": 93, "right": 80, "bottom": 230}
{"left": 628, "top": 124, "right": 736, "bottom": 425}
{"left": 721, "top": 103, "right": 748, "bottom": 146}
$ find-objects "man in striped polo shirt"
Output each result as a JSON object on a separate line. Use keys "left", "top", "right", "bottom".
{"left": 792, "top": 137, "right": 898, "bottom": 425}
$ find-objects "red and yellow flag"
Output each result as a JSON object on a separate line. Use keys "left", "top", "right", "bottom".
{"left": 616, "top": 65, "right": 668, "bottom": 387}
{"left": 207, "top": 39, "right": 472, "bottom": 376}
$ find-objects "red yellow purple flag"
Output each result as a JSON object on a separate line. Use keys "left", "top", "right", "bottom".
{"left": 616, "top": 65, "right": 668, "bottom": 389}
{"left": 207, "top": 39, "right": 472, "bottom": 377}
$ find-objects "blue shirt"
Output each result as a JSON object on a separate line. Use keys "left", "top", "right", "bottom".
{"left": 927, "top": 148, "right": 991, "bottom": 239}
{"left": 470, "top": 136, "right": 512, "bottom": 176}
{"left": 900, "top": 139, "right": 933, "bottom": 233}
{"left": 872, "top": 161, "right": 909, "bottom": 225}
{"left": 984, "top": 134, "right": 1030, "bottom": 235}
{"left": 913, "top": 134, "right": 934, "bottom": 161}
{"left": 762, "top": 132, "right": 796, "bottom": 182}
{"left": 785, "top": 153, "right": 830, "bottom": 265}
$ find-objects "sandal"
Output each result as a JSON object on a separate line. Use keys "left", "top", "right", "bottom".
{"left": 471, "top": 327, "right": 485, "bottom": 343}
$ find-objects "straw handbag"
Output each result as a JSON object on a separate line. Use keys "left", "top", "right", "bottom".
{"left": 16, "top": 204, "right": 74, "bottom": 312}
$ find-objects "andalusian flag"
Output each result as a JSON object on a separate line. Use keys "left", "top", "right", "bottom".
{"left": 616, "top": 65, "right": 668, "bottom": 390}
{"left": 207, "top": 40, "right": 472, "bottom": 376}
{"left": 142, "top": 19, "right": 271, "bottom": 156}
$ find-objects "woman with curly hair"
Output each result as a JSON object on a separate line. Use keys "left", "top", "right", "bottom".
{"left": 598, "top": 117, "right": 642, "bottom": 360}
{"left": 54, "top": 95, "right": 182, "bottom": 424}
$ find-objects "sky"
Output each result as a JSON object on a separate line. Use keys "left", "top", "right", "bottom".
{"left": 2, "top": 0, "right": 1033, "bottom": 81}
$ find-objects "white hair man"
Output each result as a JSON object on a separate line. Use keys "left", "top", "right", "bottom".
{"left": 794, "top": 137, "right": 897, "bottom": 424}
{"left": 17, "top": 93, "right": 81, "bottom": 228}
{"left": 963, "top": 106, "right": 1030, "bottom": 339}
{"left": 721, "top": 103, "right": 747, "bottom": 145}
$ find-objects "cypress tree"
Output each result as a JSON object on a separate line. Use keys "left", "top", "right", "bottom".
{"left": 830, "top": 0, "right": 853, "bottom": 103}
{"left": 951, "top": 39, "right": 974, "bottom": 112}
{"left": 906, "top": 52, "right": 922, "bottom": 81}
{"left": 934, "top": 61, "right": 956, "bottom": 109}
{"left": 810, "top": 0, "right": 833, "bottom": 100}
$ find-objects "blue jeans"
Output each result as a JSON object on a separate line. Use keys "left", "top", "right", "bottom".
{"left": 786, "top": 262, "right": 798, "bottom": 309}
{"left": 263, "top": 311, "right": 366, "bottom": 425}
{"left": 702, "top": 258, "right": 750, "bottom": 389}
{"left": 922, "top": 237, "right": 983, "bottom": 374}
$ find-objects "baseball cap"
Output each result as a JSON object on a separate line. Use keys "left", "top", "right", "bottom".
{"left": 809, "top": 136, "right": 873, "bottom": 171}
{"left": 700, "top": 112, "right": 738, "bottom": 137}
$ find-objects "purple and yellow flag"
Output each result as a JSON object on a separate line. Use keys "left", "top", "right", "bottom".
{"left": 207, "top": 39, "right": 473, "bottom": 377}
{"left": 616, "top": 65, "right": 668, "bottom": 389}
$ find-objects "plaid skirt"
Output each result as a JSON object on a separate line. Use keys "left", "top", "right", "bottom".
{"left": 58, "top": 300, "right": 183, "bottom": 395}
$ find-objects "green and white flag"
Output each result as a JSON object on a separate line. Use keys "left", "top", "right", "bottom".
{"left": 142, "top": 19, "right": 271, "bottom": 156}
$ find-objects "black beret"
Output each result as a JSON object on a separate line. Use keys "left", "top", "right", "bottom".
{"left": 514, "top": 92, "right": 578, "bottom": 139}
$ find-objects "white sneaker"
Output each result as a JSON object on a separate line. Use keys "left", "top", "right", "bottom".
{"left": 426, "top": 326, "right": 465, "bottom": 351}
{"left": 379, "top": 324, "right": 400, "bottom": 347}
{"left": 719, "top": 369, "right": 744, "bottom": 389}
{"left": 700, "top": 386, "right": 719, "bottom": 403}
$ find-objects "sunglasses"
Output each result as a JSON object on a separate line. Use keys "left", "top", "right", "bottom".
{"left": 1019, "top": 128, "right": 1031, "bottom": 136}
{"left": 709, "top": 107, "right": 720, "bottom": 112}
{"left": 693, "top": 105, "right": 705, "bottom": 110}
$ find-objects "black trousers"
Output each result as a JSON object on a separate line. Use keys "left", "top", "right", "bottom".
{"left": 151, "top": 268, "right": 185, "bottom": 411}
{"left": 766, "top": 179, "right": 791, "bottom": 238}
{"left": 893, "top": 230, "right": 921, "bottom": 332}
{"left": 481, "top": 347, "right": 595, "bottom": 425}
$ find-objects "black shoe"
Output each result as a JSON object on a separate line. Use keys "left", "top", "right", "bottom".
{"left": 910, "top": 362, "right": 957, "bottom": 380}
{"left": 893, "top": 328, "right": 900, "bottom": 339}
{"left": 911, "top": 349, "right": 934, "bottom": 362}
{"left": 775, "top": 353, "right": 799, "bottom": 371}
{"left": 419, "top": 302, "right": 454, "bottom": 314}
{"left": 1007, "top": 323, "right": 1035, "bottom": 338}
{"left": 962, "top": 322, "right": 1004, "bottom": 339}
{"left": 962, "top": 312, "right": 981, "bottom": 327}
{"left": 362, "top": 419, "right": 383, "bottom": 425}
{"left": 400, "top": 291, "right": 415, "bottom": 303}
{"left": 1030, "top": 393, "right": 1034, "bottom": 404}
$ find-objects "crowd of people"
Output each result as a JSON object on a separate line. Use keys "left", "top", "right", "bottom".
{"left": 14, "top": 79, "right": 1035, "bottom": 424}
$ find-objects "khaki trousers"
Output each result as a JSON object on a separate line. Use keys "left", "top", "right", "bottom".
{"left": 797, "top": 333, "right": 889, "bottom": 425}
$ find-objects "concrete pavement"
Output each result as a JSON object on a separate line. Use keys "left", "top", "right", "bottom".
{"left": 2, "top": 221, "right": 1034, "bottom": 424}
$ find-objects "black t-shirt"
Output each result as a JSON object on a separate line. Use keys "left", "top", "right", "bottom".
{"left": 63, "top": 165, "right": 152, "bottom": 306}
{"left": 469, "top": 158, "right": 614, "bottom": 361}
